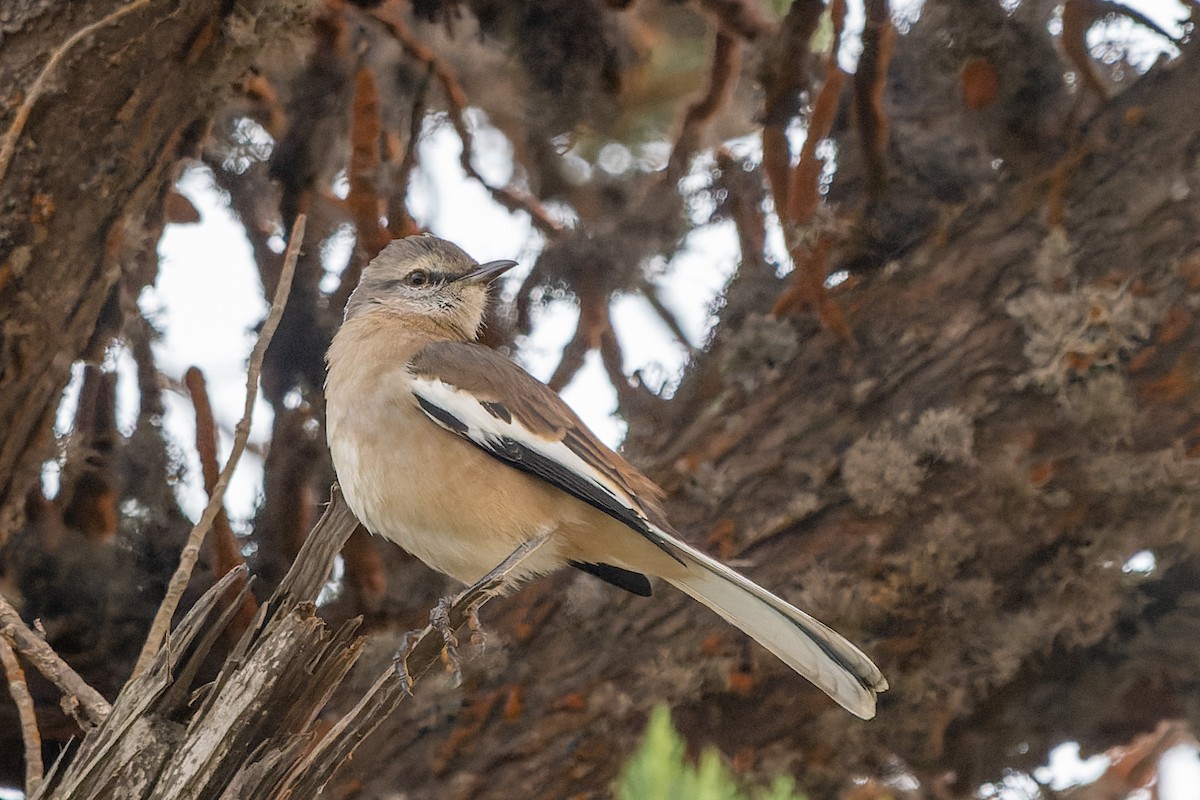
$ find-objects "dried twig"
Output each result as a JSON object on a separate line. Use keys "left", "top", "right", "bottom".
{"left": 184, "top": 367, "right": 259, "bottom": 638}
{"left": 0, "top": 595, "right": 111, "bottom": 726}
{"left": 131, "top": 214, "right": 306, "bottom": 678}
{"left": 0, "top": 0, "right": 156, "bottom": 183}
{"left": 370, "top": 4, "right": 564, "bottom": 235}
{"left": 1, "top": 634, "right": 44, "bottom": 794}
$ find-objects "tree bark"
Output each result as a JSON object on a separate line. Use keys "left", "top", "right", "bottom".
{"left": 0, "top": 0, "right": 313, "bottom": 539}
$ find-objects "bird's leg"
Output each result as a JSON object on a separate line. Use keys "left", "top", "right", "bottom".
{"left": 392, "top": 532, "right": 554, "bottom": 694}
{"left": 467, "top": 530, "right": 554, "bottom": 601}
{"left": 392, "top": 628, "right": 423, "bottom": 696}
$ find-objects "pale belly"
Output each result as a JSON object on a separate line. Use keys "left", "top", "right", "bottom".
{"left": 327, "top": 391, "right": 573, "bottom": 584}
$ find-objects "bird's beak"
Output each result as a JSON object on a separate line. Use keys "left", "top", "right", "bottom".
{"left": 458, "top": 259, "right": 518, "bottom": 285}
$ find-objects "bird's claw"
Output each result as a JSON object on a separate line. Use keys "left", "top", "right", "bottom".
{"left": 430, "top": 596, "right": 462, "bottom": 686}
{"left": 392, "top": 629, "right": 423, "bottom": 696}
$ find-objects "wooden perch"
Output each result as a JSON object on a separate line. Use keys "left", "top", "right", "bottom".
{"left": 28, "top": 488, "right": 551, "bottom": 798}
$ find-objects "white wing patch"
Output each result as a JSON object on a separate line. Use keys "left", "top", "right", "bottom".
{"left": 409, "top": 376, "right": 649, "bottom": 520}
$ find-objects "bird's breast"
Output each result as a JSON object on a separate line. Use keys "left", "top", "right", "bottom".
{"left": 326, "top": 365, "right": 572, "bottom": 584}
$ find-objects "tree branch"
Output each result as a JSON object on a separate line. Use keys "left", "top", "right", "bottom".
{"left": 0, "top": 596, "right": 110, "bottom": 727}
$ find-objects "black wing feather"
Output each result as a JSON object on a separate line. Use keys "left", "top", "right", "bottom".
{"left": 485, "top": 435, "right": 683, "bottom": 564}
{"left": 569, "top": 561, "right": 653, "bottom": 596}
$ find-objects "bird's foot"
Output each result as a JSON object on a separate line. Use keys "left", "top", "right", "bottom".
{"left": 430, "top": 596, "right": 462, "bottom": 686}
{"left": 391, "top": 628, "right": 423, "bottom": 696}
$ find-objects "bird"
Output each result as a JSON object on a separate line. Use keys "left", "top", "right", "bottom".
{"left": 325, "top": 235, "right": 888, "bottom": 719}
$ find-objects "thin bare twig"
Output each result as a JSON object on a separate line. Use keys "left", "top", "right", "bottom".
{"left": 370, "top": 4, "right": 564, "bottom": 236}
{"left": 184, "top": 367, "right": 259, "bottom": 638}
{"left": 0, "top": 595, "right": 111, "bottom": 726}
{"left": 0, "top": 635, "right": 44, "bottom": 794}
{"left": 132, "top": 213, "right": 307, "bottom": 678}
{"left": 0, "top": 0, "right": 156, "bottom": 183}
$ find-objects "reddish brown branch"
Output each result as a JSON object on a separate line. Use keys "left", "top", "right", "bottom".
{"left": 370, "top": 4, "right": 563, "bottom": 235}
{"left": 332, "top": 65, "right": 394, "bottom": 315}
{"left": 854, "top": 0, "right": 895, "bottom": 198}
{"left": 772, "top": 232, "right": 842, "bottom": 328}
{"left": 0, "top": 594, "right": 110, "bottom": 727}
{"left": 0, "top": 635, "right": 43, "bottom": 795}
{"left": 547, "top": 294, "right": 610, "bottom": 392}
{"left": 786, "top": 45, "right": 847, "bottom": 221}
{"left": 760, "top": 0, "right": 826, "bottom": 217}
{"left": 184, "top": 368, "right": 222, "bottom": 498}
{"left": 715, "top": 149, "right": 769, "bottom": 270}
{"left": 258, "top": 406, "right": 324, "bottom": 577}
{"left": 664, "top": 29, "right": 742, "bottom": 185}
{"left": 341, "top": 530, "right": 387, "bottom": 614}
{"left": 597, "top": 313, "right": 641, "bottom": 411}
{"left": 347, "top": 66, "right": 392, "bottom": 262}
{"left": 60, "top": 367, "right": 119, "bottom": 542}
{"left": 1061, "top": 0, "right": 1111, "bottom": 101}
{"left": 769, "top": 0, "right": 852, "bottom": 336}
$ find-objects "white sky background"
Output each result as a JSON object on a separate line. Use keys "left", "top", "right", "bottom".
{"left": 26, "top": 1, "right": 1199, "bottom": 798}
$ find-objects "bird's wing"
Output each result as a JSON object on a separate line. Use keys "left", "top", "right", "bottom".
{"left": 408, "top": 341, "right": 888, "bottom": 718}
{"left": 407, "top": 341, "right": 680, "bottom": 561}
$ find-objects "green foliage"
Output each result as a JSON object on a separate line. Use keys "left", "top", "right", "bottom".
{"left": 616, "top": 706, "right": 807, "bottom": 800}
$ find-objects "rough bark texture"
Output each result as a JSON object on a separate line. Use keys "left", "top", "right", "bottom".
{"left": 0, "top": 0, "right": 316, "bottom": 536}
{"left": 2, "top": 0, "right": 1198, "bottom": 798}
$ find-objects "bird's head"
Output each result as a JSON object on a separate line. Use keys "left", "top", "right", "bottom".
{"left": 345, "top": 235, "right": 517, "bottom": 340}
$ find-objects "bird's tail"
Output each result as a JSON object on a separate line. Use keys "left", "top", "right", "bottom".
{"left": 659, "top": 535, "right": 888, "bottom": 719}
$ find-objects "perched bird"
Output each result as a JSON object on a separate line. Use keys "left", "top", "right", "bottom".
{"left": 325, "top": 235, "right": 888, "bottom": 718}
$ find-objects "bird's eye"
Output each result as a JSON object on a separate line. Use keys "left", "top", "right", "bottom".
{"left": 406, "top": 270, "right": 430, "bottom": 287}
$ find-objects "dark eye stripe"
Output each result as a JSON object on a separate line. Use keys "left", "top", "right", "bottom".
{"left": 381, "top": 272, "right": 454, "bottom": 291}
